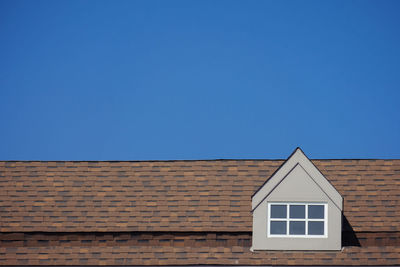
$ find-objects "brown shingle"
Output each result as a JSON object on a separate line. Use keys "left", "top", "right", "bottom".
{"left": 0, "top": 245, "right": 400, "bottom": 265}
{"left": 0, "top": 159, "right": 399, "bottom": 232}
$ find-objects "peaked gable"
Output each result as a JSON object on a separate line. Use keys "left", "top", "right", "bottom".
{"left": 267, "top": 163, "right": 330, "bottom": 201}
{"left": 252, "top": 148, "right": 343, "bottom": 211}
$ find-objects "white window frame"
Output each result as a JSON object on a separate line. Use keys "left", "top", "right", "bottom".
{"left": 267, "top": 202, "right": 328, "bottom": 238}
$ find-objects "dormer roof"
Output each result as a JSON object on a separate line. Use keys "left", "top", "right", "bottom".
{"left": 252, "top": 147, "right": 343, "bottom": 212}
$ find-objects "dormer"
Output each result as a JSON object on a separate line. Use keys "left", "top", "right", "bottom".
{"left": 251, "top": 148, "right": 343, "bottom": 250}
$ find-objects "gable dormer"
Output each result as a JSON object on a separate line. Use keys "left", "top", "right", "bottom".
{"left": 251, "top": 148, "right": 343, "bottom": 250}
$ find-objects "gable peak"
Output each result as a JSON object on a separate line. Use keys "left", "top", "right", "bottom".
{"left": 252, "top": 147, "right": 342, "bottom": 211}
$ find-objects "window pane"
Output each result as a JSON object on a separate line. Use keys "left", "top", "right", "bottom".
{"left": 289, "top": 221, "right": 305, "bottom": 235}
{"left": 308, "top": 221, "right": 324, "bottom": 235}
{"left": 308, "top": 205, "right": 324, "bottom": 219}
{"left": 289, "top": 205, "right": 305, "bottom": 219}
{"left": 270, "top": 221, "right": 287, "bottom": 235}
{"left": 271, "top": 205, "right": 287, "bottom": 218}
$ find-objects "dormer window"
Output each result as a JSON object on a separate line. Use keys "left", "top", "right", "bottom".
{"left": 251, "top": 148, "right": 343, "bottom": 251}
{"left": 268, "top": 203, "right": 327, "bottom": 237}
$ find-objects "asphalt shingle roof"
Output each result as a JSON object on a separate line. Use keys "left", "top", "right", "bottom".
{"left": 1, "top": 159, "right": 400, "bottom": 266}
{"left": 1, "top": 159, "right": 399, "bottom": 232}
{"left": 1, "top": 245, "right": 400, "bottom": 266}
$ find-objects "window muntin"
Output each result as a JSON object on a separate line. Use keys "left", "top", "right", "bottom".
{"left": 268, "top": 203, "right": 327, "bottom": 238}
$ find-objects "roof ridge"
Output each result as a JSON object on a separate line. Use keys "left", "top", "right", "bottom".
{"left": 0, "top": 158, "right": 399, "bottom": 163}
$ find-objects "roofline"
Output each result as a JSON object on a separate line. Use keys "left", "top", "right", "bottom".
{"left": 0, "top": 158, "right": 399, "bottom": 163}
{"left": 1, "top": 266, "right": 399, "bottom": 267}
{"left": 3, "top": 159, "right": 286, "bottom": 163}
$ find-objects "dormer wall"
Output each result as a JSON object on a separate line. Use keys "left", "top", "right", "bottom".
{"left": 252, "top": 148, "right": 343, "bottom": 251}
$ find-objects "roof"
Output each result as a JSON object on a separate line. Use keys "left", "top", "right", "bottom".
{"left": 1, "top": 246, "right": 400, "bottom": 265}
{"left": 1, "top": 159, "right": 399, "bottom": 232}
{"left": 1, "top": 159, "right": 400, "bottom": 266}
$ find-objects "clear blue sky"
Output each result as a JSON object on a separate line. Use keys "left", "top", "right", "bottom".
{"left": 1, "top": 0, "right": 400, "bottom": 160}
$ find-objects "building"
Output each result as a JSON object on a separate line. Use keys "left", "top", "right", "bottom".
{"left": 0, "top": 148, "right": 399, "bottom": 265}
